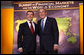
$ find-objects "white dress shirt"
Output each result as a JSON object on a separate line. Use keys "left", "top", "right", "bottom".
{"left": 41, "top": 16, "right": 47, "bottom": 28}
{"left": 27, "top": 20, "right": 35, "bottom": 31}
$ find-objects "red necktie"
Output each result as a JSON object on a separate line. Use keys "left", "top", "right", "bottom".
{"left": 30, "top": 21, "right": 34, "bottom": 34}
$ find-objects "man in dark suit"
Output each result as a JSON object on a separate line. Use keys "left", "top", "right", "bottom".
{"left": 17, "top": 11, "right": 37, "bottom": 54}
{"left": 37, "top": 9, "right": 59, "bottom": 54}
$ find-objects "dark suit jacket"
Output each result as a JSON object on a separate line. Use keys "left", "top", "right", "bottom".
{"left": 37, "top": 17, "right": 59, "bottom": 51}
{"left": 17, "top": 22, "right": 37, "bottom": 52}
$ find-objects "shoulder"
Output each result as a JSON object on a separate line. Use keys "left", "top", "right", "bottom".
{"left": 33, "top": 22, "right": 36, "bottom": 24}
{"left": 19, "top": 22, "right": 27, "bottom": 27}
{"left": 47, "top": 17, "right": 56, "bottom": 21}
{"left": 37, "top": 19, "right": 42, "bottom": 23}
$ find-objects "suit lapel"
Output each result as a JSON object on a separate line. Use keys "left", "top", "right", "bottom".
{"left": 44, "top": 17, "right": 49, "bottom": 32}
{"left": 40, "top": 17, "right": 49, "bottom": 32}
{"left": 39, "top": 19, "right": 42, "bottom": 32}
{"left": 25, "top": 22, "right": 34, "bottom": 34}
{"left": 33, "top": 23, "right": 36, "bottom": 33}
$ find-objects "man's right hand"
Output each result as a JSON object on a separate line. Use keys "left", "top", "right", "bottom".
{"left": 18, "top": 47, "right": 23, "bottom": 53}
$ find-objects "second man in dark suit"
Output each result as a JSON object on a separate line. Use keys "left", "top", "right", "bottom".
{"left": 37, "top": 8, "right": 59, "bottom": 54}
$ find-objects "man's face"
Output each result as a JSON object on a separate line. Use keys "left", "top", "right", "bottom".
{"left": 39, "top": 9, "right": 47, "bottom": 19}
{"left": 26, "top": 12, "right": 34, "bottom": 21}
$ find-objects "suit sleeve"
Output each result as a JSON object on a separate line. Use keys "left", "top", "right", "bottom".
{"left": 37, "top": 21, "right": 40, "bottom": 36}
{"left": 35, "top": 23, "right": 39, "bottom": 35}
{"left": 17, "top": 24, "right": 23, "bottom": 49}
{"left": 52, "top": 18, "right": 59, "bottom": 44}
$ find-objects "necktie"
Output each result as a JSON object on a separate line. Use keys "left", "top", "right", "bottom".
{"left": 30, "top": 21, "right": 34, "bottom": 34}
{"left": 41, "top": 19, "right": 44, "bottom": 32}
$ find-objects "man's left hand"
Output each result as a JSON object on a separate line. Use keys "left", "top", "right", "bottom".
{"left": 53, "top": 44, "right": 58, "bottom": 51}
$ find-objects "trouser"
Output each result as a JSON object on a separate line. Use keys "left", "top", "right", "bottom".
{"left": 40, "top": 45, "right": 58, "bottom": 54}
{"left": 20, "top": 50, "right": 36, "bottom": 54}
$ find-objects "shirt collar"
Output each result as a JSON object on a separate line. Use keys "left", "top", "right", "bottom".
{"left": 27, "top": 19, "right": 33, "bottom": 24}
{"left": 42, "top": 16, "right": 47, "bottom": 21}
